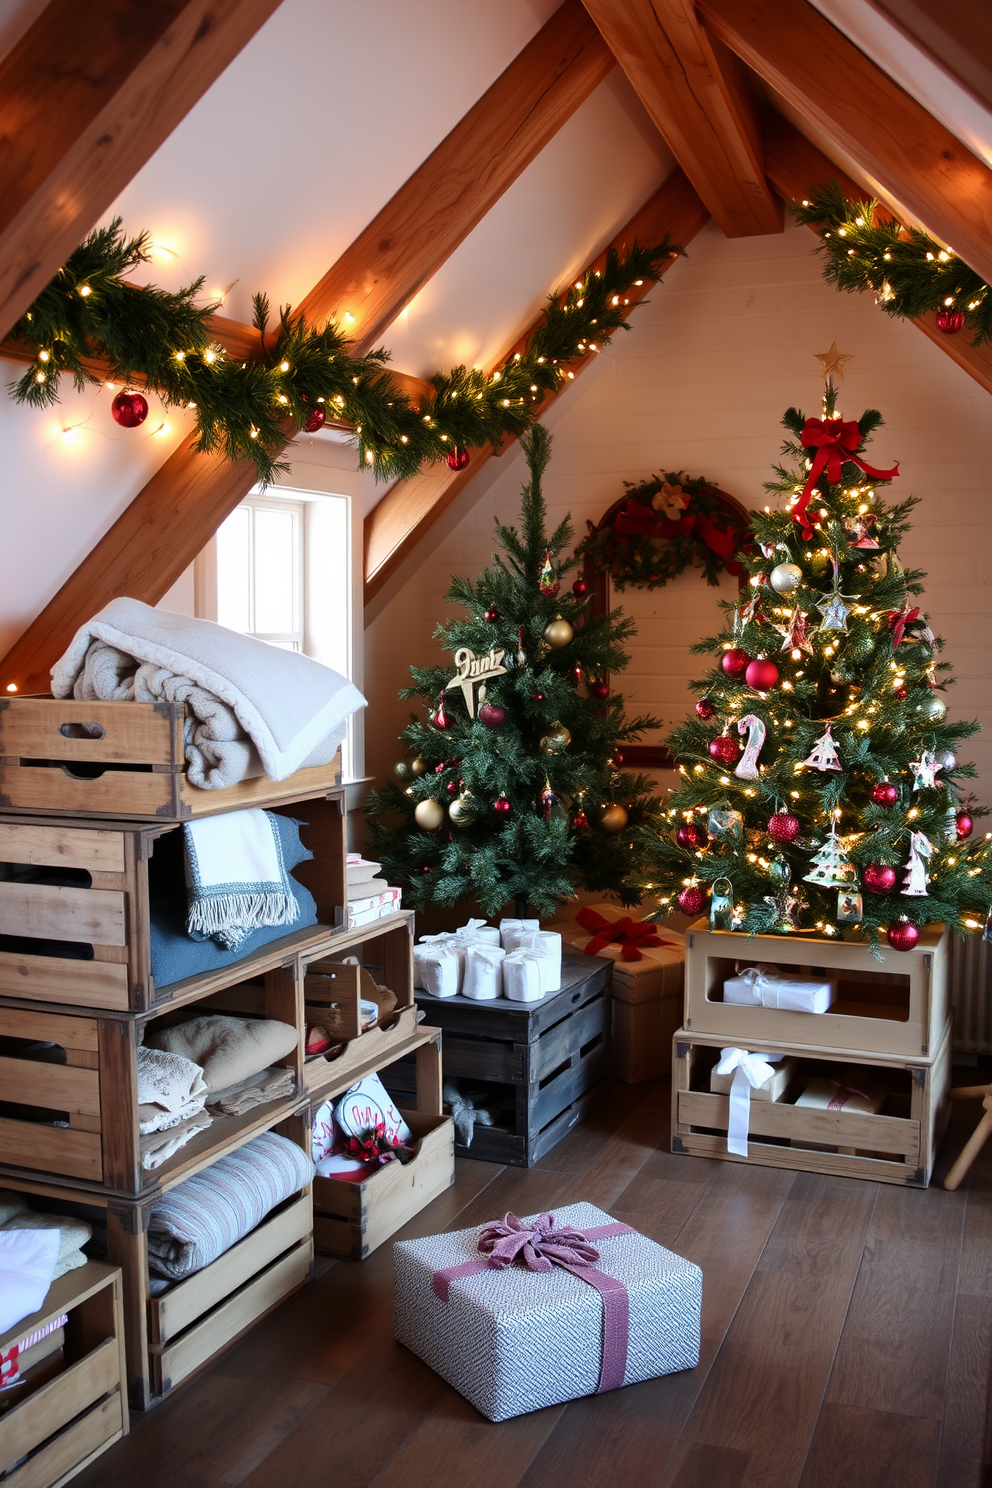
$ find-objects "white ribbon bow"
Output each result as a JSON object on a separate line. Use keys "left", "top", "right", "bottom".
{"left": 714, "top": 1046, "right": 783, "bottom": 1156}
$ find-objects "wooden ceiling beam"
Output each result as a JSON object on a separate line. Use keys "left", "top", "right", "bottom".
{"left": 870, "top": 0, "right": 992, "bottom": 117}
{"left": 582, "top": 0, "right": 781, "bottom": 237}
{"left": 0, "top": 1, "right": 613, "bottom": 695}
{"left": 698, "top": 0, "right": 992, "bottom": 285}
{"left": 764, "top": 114, "right": 992, "bottom": 397}
{"left": 0, "top": 0, "right": 284, "bottom": 344}
{"left": 364, "top": 168, "right": 710, "bottom": 607}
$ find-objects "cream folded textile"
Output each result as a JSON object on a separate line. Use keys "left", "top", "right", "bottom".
{"left": 0, "top": 1195, "right": 92, "bottom": 1280}
{"left": 136, "top": 1045, "right": 207, "bottom": 1115}
{"left": 146, "top": 1015, "right": 298, "bottom": 1095}
{"left": 140, "top": 1110, "right": 214, "bottom": 1170}
{"left": 206, "top": 1066, "right": 295, "bottom": 1116}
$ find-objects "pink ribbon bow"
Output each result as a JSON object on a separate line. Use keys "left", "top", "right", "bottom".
{"left": 432, "top": 1211, "right": 634, "bottom": 1394}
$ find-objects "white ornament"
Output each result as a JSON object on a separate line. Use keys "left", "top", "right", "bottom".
{"left": 909, "top": 750, "right": 938, "bottom": 791}
{"left": 804, "top": 820, "right": 858, "bottom": 888}
{"left": 803, "top": 725, "right": 843, "bottom": 772}
{"left": 444, "top": 645, "right": 508, "bottom": 717}
{"left": 901, "top": 831, "right": 933, "bottom": 897}
{"left": 770, "top": 562, "right": 802, "bottom": 594}
{"left": 734, "top": 714, "right": 766, "bottom": 780}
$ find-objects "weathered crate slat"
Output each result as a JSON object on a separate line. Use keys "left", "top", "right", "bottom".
{"left": 683, "top": 920, "right": 948, "bottom": 1058}
{"left": 672, "top": 1020, "right": 953, "bottom": 1187}
{"left": 0, "top": 695, "right": 341, "bottom": 821}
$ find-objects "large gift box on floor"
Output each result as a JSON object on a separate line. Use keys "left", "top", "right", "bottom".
{"left": 393, "top": 1202, "right": 701, "bottom": 1422}
{"left": 547, "top": 904, "right": 684, "bottom": 1083}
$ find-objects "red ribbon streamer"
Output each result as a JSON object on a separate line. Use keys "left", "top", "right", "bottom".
{"left": 794, "top": 417, "right": 899, "bottom": 538}
{"left": 613, "top": 499, "right": 741, "bottom": 568}
{"left": 576, "top": 906, "right": 663, "bottom": 962}
{"left": 887, "top": 605, "right": 920, "bottom": 647}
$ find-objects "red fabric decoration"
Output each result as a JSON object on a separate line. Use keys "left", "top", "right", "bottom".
{"left": 887, "top": 605, "right": 921, "bottom": 647}
{"left": 794, "top": 418, "right": 899, "bottom": 538}
{"left": 575, "top": 906, "right": 663, "bottom": 962}
{"left": 613, "top": 500, "right": 741, "bottom": 571}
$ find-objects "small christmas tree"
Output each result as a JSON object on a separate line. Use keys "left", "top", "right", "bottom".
{"left": 367, "top": 425, "right": 665, "bottom": 918}
{"left": 640, "top": 376, "right": 992, "bottom": 952}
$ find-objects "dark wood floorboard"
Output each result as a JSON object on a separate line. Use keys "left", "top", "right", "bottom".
{"left": 72, "top": 1076, "right": 992, "bottom": 1488}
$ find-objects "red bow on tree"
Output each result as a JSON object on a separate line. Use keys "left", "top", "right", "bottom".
{"left": 794, "top": 417, "right": 899, "bottom": 539}
{"left": 576, "top": 907, "right": 663, "bottom": 961}
{"left": 887, "top": 604, "right": 921, "bottom": 646}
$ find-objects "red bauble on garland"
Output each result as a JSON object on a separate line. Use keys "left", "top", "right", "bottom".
{"left": 871, "top": 781, "right": 899, "bottom": 807}
{"left": 678, "top": 885, "right": 707, "bottom": 916}
{"left": 863, "top": 863, "right": 897, "bottom": 894}
{"left": 494, "top": 794, "right": 511, "bottom": 815}
{"left": 956, "top": 812, "right": 974, "bottom": 840}
{"left": 572, "top": 577, "right": 588, "bottom": 596}
{"left": 111, "top": 390, "right": 148, "bottom": 428}
{"left": 709, "top": 734, "right": 740, "bottom": 764}
{"left": 445, "top": 447, "right": 470, "bottom": 471}
{"left": 936, "top": 308, "right": 965, "bottom": 334}
{"left": 745, "top": 658, "right": 779, "bottom": 691}
{"left": 676, "top": 822, "right": 708, "bottom": 850}
{"left": 483, "top": 607, "right": 501, "bottom": 622}
{"left": 768, "top": 812, "right": 800, "bottom": 843}
{"left": 590, "top": 681, "right": 609, "bottom": 700}
{"left": 303, "top": 404, "right": 326, "bottom": 433}
{"left": 478, "top": 702, "right": 505, "bottom": 729}
{"left": 721, "top": 648, "right": 750, "bottom": 678}
{"left": 887, "top": 919, "right": 920, "bottom": 951}
{"left": 695, "top": 698, "right": 716, "bottom": 720}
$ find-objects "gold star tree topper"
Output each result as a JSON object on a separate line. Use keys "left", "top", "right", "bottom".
{"left": 815, "top": 342, "right": 854, "bottom": 379}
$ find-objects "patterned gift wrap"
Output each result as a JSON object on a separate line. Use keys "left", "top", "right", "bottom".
{"left": 393, "top": 1201, "right": 701, "bottom": 1421}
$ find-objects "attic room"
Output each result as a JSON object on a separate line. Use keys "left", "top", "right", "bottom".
{"left": 1, "top": 0, "right": 991, "bottom": 1482}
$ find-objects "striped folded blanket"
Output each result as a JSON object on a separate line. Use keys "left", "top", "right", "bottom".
{"left": 147, "top": 1131, "right": 314, "bottom": 1281}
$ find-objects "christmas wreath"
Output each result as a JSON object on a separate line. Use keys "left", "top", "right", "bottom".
{"left": 577, "top": 472, "right": 748, "bottom": 591}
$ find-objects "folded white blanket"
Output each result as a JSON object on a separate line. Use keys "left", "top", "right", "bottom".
{"left": 51, "top": 598, "right": 366, "bottom": 786}
{"left": 136, "top": 1045, "right": 208, "bottom": 1118}
{"left": 184, "top": 809, "right": 299, "bottom": 950}
{"left": 0, "top": 1205, "right": 92, "bottom": 1279}
{"left": 0, "top": 1230, "right": 59, "bottom": 1333}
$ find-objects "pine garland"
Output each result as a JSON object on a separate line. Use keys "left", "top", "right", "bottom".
{"left": 793, "top": 183, "right": 991, "bottom": 344}
{"left": 576, "top": 472, "right": 747, "bottom": 590}
{"left": 7, "top": 219, "right": 684, "bottom": 485}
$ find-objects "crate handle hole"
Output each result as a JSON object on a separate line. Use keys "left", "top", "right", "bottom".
{"left": 570, "top": 991, "right": 582, "bottom": 1004}
{"left": 59, "top": 721, "right": 106, "bottom": 739}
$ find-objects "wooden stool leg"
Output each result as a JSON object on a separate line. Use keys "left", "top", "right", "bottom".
{"left": 945, "top": 1103, "right": 992, "bottom": 1191}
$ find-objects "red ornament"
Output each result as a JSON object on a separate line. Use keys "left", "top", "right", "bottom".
{"left": 745, "top": 658, "right": 779, "bottom": 691}
{"left": 483, "top": 608, "right": 501, "bottom": 622}
{"left": 721, "top": 648, "right": 750, "bottom": 678}
{"left": 768, "top": 812, "right": 800, "bottom": 843}
{"left": 887, "top": 919, "right": 920, "bottom": 951}
{"left": 696, "top": 698, "right": 716, "bottom": 720}
{"left": 896, "top": 685, "right": 908, "bottom": 700}
{"left": 936, "top": 308, "right": 965, "bottom": 334}
{"left": 709, "top": 734, "right": 740, "bottom": 764}
{"left": 871, "top": 781, "right": 899, "bottom": 807}
{"left": 494, "top": 794, "right": 511, "bottom": 815}
{"left": 478, "top": 702, "right": 505, "bottom": 729}
{"left": 446, "top": 781, "right": 458, "bottom": 794}
{"left": 591, "top": 681, "right": 609, "bottom": 700}
{"left": 111, "top": 390, "right": 148, "bottom": 428}
{"left": 432, "top": 696, "right": 450, "bottom": 729}
{"left": 863, "top": 863, "right": 897, "bottom": 895}
{"left": 678, "top": 885, "right": 707, "bottom": 916}
{"left": 422, "top": 865, "right": 431, "bottom": 873}
{"left": 676, "top": 823, "right": 708, "bottom": 850}
{"left": 303, "top": 405, "right": 326, "bottom": 433}
{"left": 531, "top": 691, "right": 544, "bottom": 702}
{"left": 571, "top": 809, "right": 589, "bottom": 831}
{"left": 445, "top": 447, "right": 470, "bottom": 471}
{"left": 956, "top": 812, "right": 974, "bottom": 840}
{"left": 572, "top": 578, "right": 588, "bottom": 596}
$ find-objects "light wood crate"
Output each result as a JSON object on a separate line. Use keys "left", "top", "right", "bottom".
{"left": 672, "top": 1019, "right": 953, "bottom": 1187}
{"left": 311, "top": 1026, "right": 455, "bottom": 1259}
{"left": 0, "top": 793, "right": 345, "bottom": 1012}
{"left": 683, "top": 920, "right": 948, "bottom": 1058}
{"left": 0, "top": 695, "right": 341, "bottom": 821}
{"left": 0, "top": 1262, "right": 127, "bottom": 1487}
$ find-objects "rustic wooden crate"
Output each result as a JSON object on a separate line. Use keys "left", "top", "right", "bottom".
{"left": 0, "top": 793, "right": 345, "bottom": 1012}
{"left": 0, "top": 695, "right": 341, "bottom": 821}
{"left": 384, "top": 954, "right": 610, "bottom": 1167}
{"left": 683, "top": 920, "right": 949, "bottom": 1058}
{"left": 671, "top": 1019, "right": 953, "bottom": 1187}
{"left": 0, "top": 1261, "right": 127, "bottom": 1486}
{"left": 0, "top": 1106, "right": 313, "bottom": 1411}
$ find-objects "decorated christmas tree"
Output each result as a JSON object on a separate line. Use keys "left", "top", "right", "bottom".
{"left": 640, "top": 375, "right": 992, "bottom": 952}
{"left": 367, "top": 426, "right": 665, "bottom": 918}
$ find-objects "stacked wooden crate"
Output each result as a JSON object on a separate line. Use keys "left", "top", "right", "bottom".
{"left": 672, "top": 921, "right": 952, "bottom": 1187}
{"left": 0, "top": 696, "right": 452, "bottom": 1418}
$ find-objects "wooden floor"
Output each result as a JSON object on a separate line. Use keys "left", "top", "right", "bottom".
{"left": 77, "top": 1077, "right": 992, "bottom": 1488}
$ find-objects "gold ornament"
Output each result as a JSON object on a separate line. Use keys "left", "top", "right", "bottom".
{"left": 540, "top": 722, "right": 572, "bottom": 754}
{"left": 414, "top": 798, "right": 445, "bottom": 831}
{"left": 448, "top": 791, "right": 477, "bottom": 827}
{"left": 543, "top": 616, "right": 574, "bottom": 648}
{"left": 599, "top": 803, "right": 629, "bottom": 833}
{"left": 814, "top": 341, "right": 853, "bottom": 379}
{"left": 410, "top": 756, "right": 428, "bottom": 777}
{"left": 444, "top": 645, "right": 508, "bottom": 717}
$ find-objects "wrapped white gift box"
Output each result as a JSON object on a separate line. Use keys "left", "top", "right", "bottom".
{"left": 511, "top": 930, "right": 562, "bottom": 992}
{"left": 502, "top": 947, "right": 544, "bottom": 1003}
{"left": 454, "top": 918, "right": 502, "bottom": 947}
{"left": 414, "top": 935, "right": 465, "bottom": 990}
{"left": 723, "top": 964, "right": 835, "bottom": 1013}
{"left": 500, "top": 917, "right": 540, "bottom": 951}
{"left": 710, "top": 1055, "right": 795, "bottom": 1101}
{"left": 418, "top": 946, "right": 462, "bottom": 999}
{"left": 462, "top": 944, "right": 506, "bottom": 1000}
{"left": 793, "top": 1077, "right": 888, "bottom": 1155}
{"left": 393, "top": 1202, "right": 701, "bottom": 1422}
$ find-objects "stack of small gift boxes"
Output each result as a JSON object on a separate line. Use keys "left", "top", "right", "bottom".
{"left": 673, "top": 920, "right": 953, "bottom": 1187}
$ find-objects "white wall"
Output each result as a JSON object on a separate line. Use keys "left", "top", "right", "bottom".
{"left": 364, "top": 217, "right": 992, "bottom": 812}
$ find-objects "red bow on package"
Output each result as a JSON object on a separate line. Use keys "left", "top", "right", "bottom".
{"left": 576, "top": 906, "right": 663, "bottom": 962}
{"left": 887, "top": 604, "right": 921, "bottom": 647}
{"left": 614, "top": 501, "right": 742, "bottom": 573}
{"left": 794, "top": 417, "right": 899, "bottom": 539}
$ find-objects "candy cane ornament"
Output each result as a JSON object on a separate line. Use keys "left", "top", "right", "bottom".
{"left": 735, "top": 713, "right": 766, "bottom": 780}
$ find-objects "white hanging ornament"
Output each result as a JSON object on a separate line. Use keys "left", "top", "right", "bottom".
{"left": 944, "top": 799, "right": 959, "bottom": 844}
{"left": 901, "top": 831, "right": 933, "bottom": 897}
{"left": 734, "top": 713, "right": 766, "bottom": 780}
{"left": 803, "top": 818, "right": 858, "bottom": 888}
{"left": 909, "top": 750, "right": 938, "bottom": 791}
{"left": 769, "top": 561, "right": 802, "bottom": 594}
{"left": 803, "top": 725, "right": 843, "bottom": 772}
{"left": 814, "top": 559, "right": 858, "bottom": 633}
